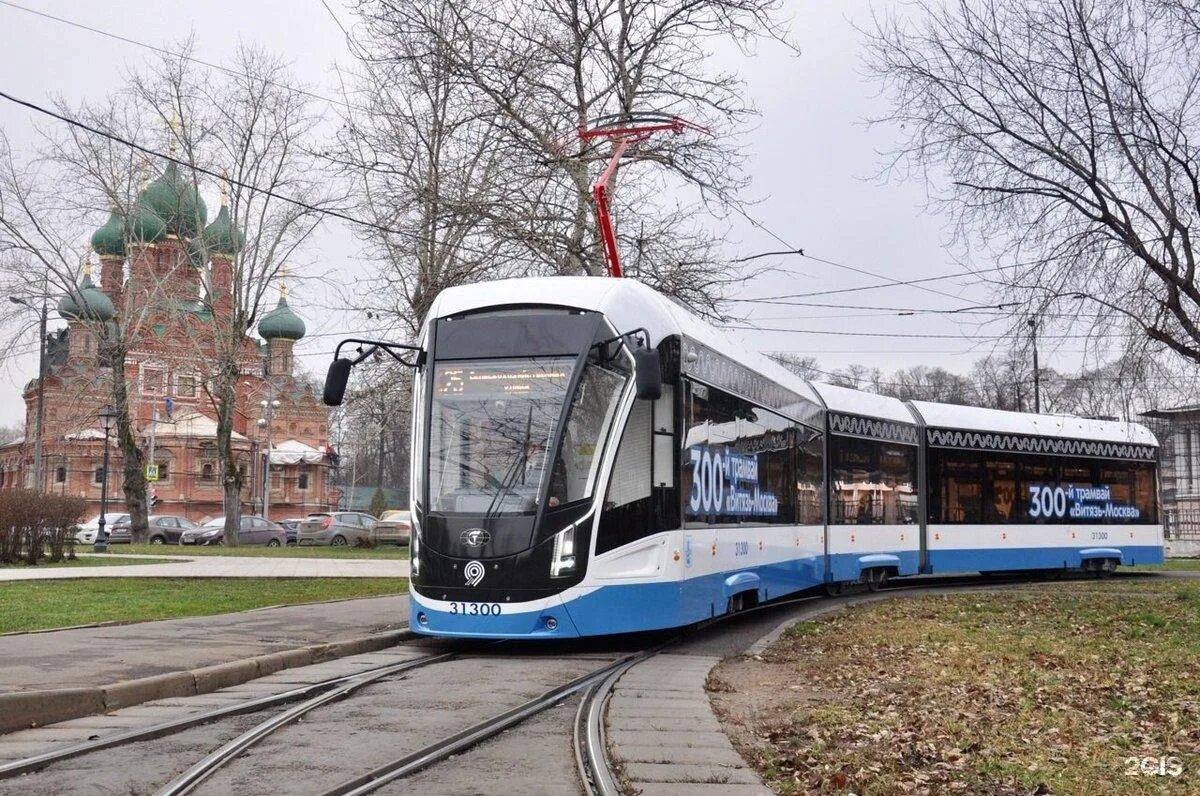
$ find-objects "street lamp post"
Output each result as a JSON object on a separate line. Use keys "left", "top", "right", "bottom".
{"left": 9, "top": 294, "right": 48, "bottom": 491}
{"left": 94, "top": 404, "right": 119, "bottom": 553}
{"left": 257, "top": 397, "right": 281, "bottom": 520}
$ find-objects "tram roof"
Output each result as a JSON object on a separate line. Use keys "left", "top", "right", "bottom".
{"left": 428, "top": 276, "right": 823, "bottom": 406}
{"left": 908, "top": 400, "right": 1158, "bottom": 446}
{"left": 807, "top": 382, "right": 916, "bottom": 424}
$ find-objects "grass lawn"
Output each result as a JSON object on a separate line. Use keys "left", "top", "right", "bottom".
{"left": 710, "top": 576, "right": 1200, "bottom": 795}
{"left": 1131, "top": 558, "right": 1200, "bottom": 571}
{"left": 116, "top": 543, "right": 409, "bottom": 560}
{"left": 1, "top": 556, "right": 170, "bottom": 569}
{"left": 0, "top": 577, "right": 408, "bottom": 634}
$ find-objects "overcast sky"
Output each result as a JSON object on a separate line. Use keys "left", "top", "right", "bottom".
{"left": 0, "top": 0, "right": 1069, "bottom": 427}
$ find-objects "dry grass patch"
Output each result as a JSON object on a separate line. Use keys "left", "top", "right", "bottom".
{"left": 710, "top": 577, "right": 1200, "bottom": 795}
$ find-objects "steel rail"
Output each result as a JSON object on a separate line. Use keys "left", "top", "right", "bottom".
{"left": 0, "top": 638, "right": 440, "bottom": 780}
{"left": 155, "top": 650, "right": 461, "bottom": 796}
{"left": 319, "top": 649, "right": 661, "bottom": 796}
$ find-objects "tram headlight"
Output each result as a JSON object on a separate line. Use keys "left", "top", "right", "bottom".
{"left": 410, "top": 514, "right": 420, "bottom": 576}
{"left": 550, "top": 525, "right": 576, "bottom": 578}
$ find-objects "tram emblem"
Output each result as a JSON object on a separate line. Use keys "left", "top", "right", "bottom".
{"left": 461, "top": 528, "right": 492, "bottom": 547}
{"left": 464, "top": 560, "right": 486, "bottom": 587}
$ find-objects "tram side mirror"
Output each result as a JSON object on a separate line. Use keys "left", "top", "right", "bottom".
{"left": 633, "top": 346, "right": 662, "bottom": 401}
{"left": 323, "top": 358, "right": 353, "bottom": 406}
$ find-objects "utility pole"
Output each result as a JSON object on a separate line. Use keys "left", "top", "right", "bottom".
{"left": 8, "top": 290, "right": 47, "bottom": 491}
{"left": 1028, "top": 318, "right": 1041, "bottom": 413}
{"left": 257, "top": 392, "right": 281, "bottom": 520}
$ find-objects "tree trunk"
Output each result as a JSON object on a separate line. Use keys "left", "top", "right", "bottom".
{"left": 215, "top": 352, "right": 243, "bottom": 546}
{"left": 110, "top": 344, "right": 148, "bottom": 542}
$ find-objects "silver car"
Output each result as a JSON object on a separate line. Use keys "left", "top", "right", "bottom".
{"left": 372, "top": 510, "right": 411, "bottom": 545}
{"left": 297, "top": 512, "right": 377, "bottom": 546}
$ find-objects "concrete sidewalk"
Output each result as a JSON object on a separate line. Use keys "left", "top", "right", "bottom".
{"left": 0, "top": 594, "right": 411, "bottom": 732}
{"left": 0, "top": 553, "right": 410, "bottom": 580}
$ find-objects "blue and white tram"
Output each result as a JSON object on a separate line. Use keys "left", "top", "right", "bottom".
{"left": 323, "top": 277, "right": 1163, "bottom": 639}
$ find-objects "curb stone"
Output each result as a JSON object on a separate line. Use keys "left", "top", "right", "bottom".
{"left": 0, "top": 628, "right": 412, "bottom": 734}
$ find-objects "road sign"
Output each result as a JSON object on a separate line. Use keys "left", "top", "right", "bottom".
{"left": 145, "top": 463, "right": 159, "bottom": 481}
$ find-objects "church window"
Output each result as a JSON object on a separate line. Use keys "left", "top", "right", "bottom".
{"left": 142, "top": 367, "right": 165, "bottom": 395}
{"left": 176, "top": 373, "right": 199, "bottom": 398}
{"left": 200, "top": 462, "right": 215, "bottom": 481}
{"left": 55, "top": 466, "right": 66, "bottom": 484}
{"left": 298, "top": 467, "right": 309, "bottom": 490}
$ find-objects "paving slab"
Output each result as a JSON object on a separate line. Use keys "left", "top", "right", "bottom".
{"left": 0, "top": 594, "right": 410, "bottom": 734}
{"left": 606, "top": 653, "right": 769, "bottom": 793}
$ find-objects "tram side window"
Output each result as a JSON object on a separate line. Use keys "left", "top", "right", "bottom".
{"left": 796, "top": 427, "right": 825, "bottom": 525}
{"left": 931, "top": 450, "right": 985, "bottom": 524}
{"left": 831, "top": 437, "right": 917, "bottom": 525}
{"left": 932, "top": 451, "right": 1160, "bottom": 525}
{"left": 597, "top": 400, "right": 655, "bottom": 554}
{"left": 683, "top": 380, "right": 797, "bottom": 527}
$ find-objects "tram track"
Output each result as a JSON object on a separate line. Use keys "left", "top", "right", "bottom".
{"left": 0, "top": 636, "right": 457, "bottom": 781}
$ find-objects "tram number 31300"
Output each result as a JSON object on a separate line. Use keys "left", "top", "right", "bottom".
{"left": 447, "top": 602, "right": 502, "bottom": 616}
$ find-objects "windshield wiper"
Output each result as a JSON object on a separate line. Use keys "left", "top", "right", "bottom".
{"left": 483, "top": 406, "right": 535, "bottom": 520}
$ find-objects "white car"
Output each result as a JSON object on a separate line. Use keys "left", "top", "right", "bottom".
{"left": 74, "top": 512, "right": 130, "bottom": 544}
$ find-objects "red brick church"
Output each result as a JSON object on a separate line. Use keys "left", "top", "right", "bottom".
{"left": 0, "top": 161, "right": 334, "bottom": 522}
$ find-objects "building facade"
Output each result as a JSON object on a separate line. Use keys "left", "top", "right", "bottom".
{"left": 0, "top": 162, "right": 335, "bottom": 522}
{"left": 1139, "top": 405, "right": 1200, "bottom": 537}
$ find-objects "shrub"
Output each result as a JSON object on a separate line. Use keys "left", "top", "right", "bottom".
{"left": 353, "top": 535, "right": 378, "bottom": 550}
{"left": 0, "top": 490, "right": 88, "bottom": 565}
{"left": 369, "top": 487, "right": 388, "bottom": 519}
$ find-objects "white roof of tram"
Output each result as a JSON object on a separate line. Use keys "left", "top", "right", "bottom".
{"left": 908, "top": 400, "right": 1158, "bottom": 446}
{"left": 428, "top": 276, "right": 823, "bottom": 405}
{"left": 808, "top": 382, "right": 915, "bottom": 424}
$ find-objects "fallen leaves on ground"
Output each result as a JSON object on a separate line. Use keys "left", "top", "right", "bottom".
{"left": 709, "top": 577, "right": 1200, "bottom": 795}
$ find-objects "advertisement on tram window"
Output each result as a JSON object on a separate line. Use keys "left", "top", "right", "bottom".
{"left": 1026, "top": 483, "right": 1142, "bottom": 521}
{"left": 686, "top": 445, "right": 780, "bottom": 518}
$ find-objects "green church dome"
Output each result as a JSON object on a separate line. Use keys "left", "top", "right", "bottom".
{"left": 128, "top": 199, "right": 167, "bottom": 243}
{"left": 90, "top": 209, "right": 126, "bottom": 258}
{"left": 58, "top": 271, "right": 116, "bottom": 322}
{"left": 139, "top": 161, "right": 207, "bottom": 239}
{"left": 203, "top": 203, "right": 244, "bottom": 257}
{"left": 257, "top": 290, "right": 306, "bottom": 341}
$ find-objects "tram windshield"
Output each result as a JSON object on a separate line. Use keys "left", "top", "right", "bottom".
{"left": 428, "top": 356, "right": 627, "bottom": 515}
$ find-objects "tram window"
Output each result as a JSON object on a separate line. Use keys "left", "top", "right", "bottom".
{"left": 931, "top": 451, "right": 1163, "bottom": 525}
{"left": 1134, "top": 463, "right": 1158, "bottom": 523}
{"left": 831, "top": 437, "right": 916, "bottom": 525}
{"left": 546, "top": 360, "right": 626, "bottom": 506}
{"left": 796, "top": 427, "right": 824, "bottom": 525}
{"left": 682, "top": 380, "right": 798, "bottom": 527}
{"left": 1017, "top": 458, "right": 1055, "bottom": 523}
{"left": 597, "top": 400, "right": 654, "bottom": 555}
{"left": 985, "top": 458, "right": 1018, "bottom": 522}
{"left": 934, "top": 452, "right": 985, "bottom": 524}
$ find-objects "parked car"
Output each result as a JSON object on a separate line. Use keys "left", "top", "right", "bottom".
{"left": 278, "top": 518, "right": 306, "bottom": 546}
{"left": 107, "top": 515, "right": 199, "bottom": 545}
{"left": 74, "top": 513, "right": 130, "bottom": 545}
{"left": 297, "top": 512, "right": 377, "bottom": 546}
{"left": 372, "top": 510, "right": 411, "bottom": 546}
{"left": 180, "top": 515, "right": 288, "bottom": 546}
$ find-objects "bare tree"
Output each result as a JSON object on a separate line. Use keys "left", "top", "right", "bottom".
{"left": 0, "top": 42, "right": 331, "bottom": 544}
{"left": 127, "top": 44, "right": 334, "bottom": 543}
{"left": 344, "top": 0, "right": 791, "bottom": 319}
{"left": 864, "top": 0, "right": 1200, "bottom": 370}
{"left": 0, "top": 106, "right": 164, "bottom": 539}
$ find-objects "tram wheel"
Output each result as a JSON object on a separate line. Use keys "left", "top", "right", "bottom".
{"left": 865, "top": 568, "right": 888, "bottom": 592}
